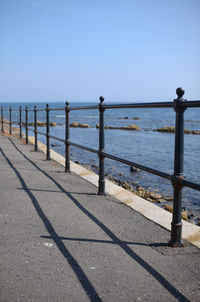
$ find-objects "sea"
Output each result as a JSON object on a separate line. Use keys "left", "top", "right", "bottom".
{"left": 1, "top": 102, "right": 200, "bottom": 219}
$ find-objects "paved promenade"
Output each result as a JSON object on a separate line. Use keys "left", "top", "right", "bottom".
{"left": 0, "top": 133, "right": 200, "bottom": 302}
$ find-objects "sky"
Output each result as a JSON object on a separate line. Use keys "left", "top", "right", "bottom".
{"left": 0, "top": 0, "right": 199, "bottom": 103}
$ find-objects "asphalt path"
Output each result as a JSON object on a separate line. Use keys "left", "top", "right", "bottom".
{"left": 0, "top": 134, "right": 199, "bottom": 302}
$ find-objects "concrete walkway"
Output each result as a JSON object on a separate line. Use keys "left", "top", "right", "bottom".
{"left": 0, "top": 134, "right": 199, "bottom": 302}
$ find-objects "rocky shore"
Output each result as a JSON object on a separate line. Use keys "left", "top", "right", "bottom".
{"left": 73, "top": 161, "right": 200, "bottom": 227}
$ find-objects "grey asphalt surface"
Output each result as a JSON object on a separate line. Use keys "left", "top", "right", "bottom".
{"left": 0, "top": 134, "right": 200, "bottom": 302}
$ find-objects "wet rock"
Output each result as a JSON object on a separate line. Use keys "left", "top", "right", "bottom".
{"left": 70, "top": 122, "right": 90, "bottom": 128}
{"left": 120, "top": 124, "right": 141, "bottom": 130}
{"left": 149, "top": 192, "right": 162, "bottom": 200}
{"left": 182, "top": 210, "right": 189, "bottom": 221}
{"left": 154, "top": 126, "right": 200, "bottom": 135}
{"left": 164, "top": 205, "right": 173, "bottom": 213}
{"left": 37, "top": 121, "right": 46, "bottom": 127}
{"left": 163, "top": 195, "right": 173, "bottom": 201}
{"left": 75, "top": 161, "right": 79, "bottom": 164}
{"left": 130, "top": 166, "right": 140, "bottom": 172}
{"left": 133, "top": 117, "right": 140, "bottom": 120}
{"left": 96, "top": 124, "right": 141, "bottom": 130}
{"left": 50, "top": 122, "right": 56, "bottom": 127}
{"left": 118, "top": 173, "right": 123, "bottom": 176}
{"left": 122, "top": 181, "right": 132, "bottom": 190}
{"left": 51, "top": 143, "right": 56, "bottom": 147}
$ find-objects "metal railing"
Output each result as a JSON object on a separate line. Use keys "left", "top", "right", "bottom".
{"left": 1, "top": 87, "right": 200, "bottom": 247}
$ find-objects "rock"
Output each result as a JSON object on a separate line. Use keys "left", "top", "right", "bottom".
{"left": 130, "top": 166, "right": 140, "bottom": 172}
{"left": 50, "top": 122, "right": 56, "bottom": 127}
{"left": 70, "top": 122, "right": 79, "bottom": 127}
{"left": 155, "top": 199, "right": 166, "bottom": 203}
{"left": 136, "top": 186, "right": 144, "bottom": 191}
{"left": 75, "top": 161, "right": 79, "bottom": 164}
{"left": 154, "top": 126, "right": 200, "bottom": 135}
{"left": 118, "top": 173, "right": 123, "bottom": 176}
{"left": 70, "top": 122, "right": 89, "bottom": 128}
{"left": 28, "top": 122, "right": 34, "bottom": 126}
{"left": 122, "top": 181, "right": 132, "bottom": 190}
{"left": 97, "top": 124, "right": 141, "bottom": 130}
{"left": 163, "top": 195, "right": 173, "bottom": 201}
{"left": 182, "top": 210, "right": 189, "bottom": 221}
{"left": 133, "top": 117, "right": 140, "bottom": 120}
{"left": 149, "top": 192, "right": 162, "bottom": 200}
{"left": 164, "top": 205, "right": 173, "bottom": 213}
{"left": 79, "top": 123, "right": 90, "bottom": 128}
{"left": 37, "top": 121, "right": 46, "bottom": 127}
{"left": 124, "top": 116, "right": 128, "bottom": 119}
{"left": 154, "top": 126, "right": 175, "bottom": 133}
{"left": 121, "top": 124, "right": 141, "bottom": 131}
{"left": 51, "top": 143, "right": 56, "bottom": 147}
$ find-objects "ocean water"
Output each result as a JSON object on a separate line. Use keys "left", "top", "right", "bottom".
{"left": 1, "top": 102, "right": 200, "bottom": 216}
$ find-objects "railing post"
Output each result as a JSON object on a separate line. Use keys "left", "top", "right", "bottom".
{"left": 169, "top": 87, "right": 187, "bottom": 247}
{"left": 19, "top": 106, "right": 22, "bottom": 139}
{"left": 9, "top": 106, "right": 12, "bottom": 135}
{"left": 25, "top": 106, "right": 28, "bottom": 144}
{"left": 1, "top": 107, "right": 4, "bottom": 133}
{"left": 34, "top": 105, "right": 38, "bottom": 151}
{"left": 46, "top": 104, "right": 50, "bottom": 160}
{"left": 65, "top": 101, "right": 70, "bottom": 172}
{"left": 98, "top": 96, "right": 106, "bottom": 195}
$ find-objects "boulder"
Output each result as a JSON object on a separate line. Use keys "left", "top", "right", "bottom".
{"left": 121, "top": 124, "right": 141, "bottom": 130}
{"left": 70, "top": 122, "right": 89, "bottom": 128}
{"left": 154, "top": 126, "right": 200, "bottom": 135}
{"left": 37, "top": 121, "right": 46, "bottom": 127}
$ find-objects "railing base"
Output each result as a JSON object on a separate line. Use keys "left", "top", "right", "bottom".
{"left": 168, "top": 222, "right": 184, "bottom": 247}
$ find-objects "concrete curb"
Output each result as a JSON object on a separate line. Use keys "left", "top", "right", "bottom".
{"left": 28, "top": 136, "right": 200, "bottom": 248}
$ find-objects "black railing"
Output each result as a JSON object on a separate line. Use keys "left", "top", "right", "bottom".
{"left": 1, "top": 87, "right": 200, "bottom": 248}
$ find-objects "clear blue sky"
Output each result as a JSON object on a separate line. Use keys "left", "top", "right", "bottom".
{"left": 0, "top": 0, "right": 199, "bottom": 103}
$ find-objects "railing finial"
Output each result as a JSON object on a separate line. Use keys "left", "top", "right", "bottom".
{"left": 176, "top": 87, "right": 185, "bottom": 99}
{"left": 99, "top": 96, "right": 104, "bottom": 103}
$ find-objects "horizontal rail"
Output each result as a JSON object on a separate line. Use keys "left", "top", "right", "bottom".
{"left": 69, "top": 105, "right": 98, "bottom": 111}
{"left": 103, "top": 102, "right": 174, "bottom": 109}
{"left": 70, "top": 142, "right": 99, "bottom": 154}
{"left": 102, "top": 152, "right": 172, "bottom": 180}
{"left": 37, "top": 130, "right": 46, "bottom": 136}
{"left": 181, "top": 100, "right": 200, "bottom": 108}
{"left": 181, "top": 179, "right": 200, "bottom": 191}
{"left": 49, "top": 134, "right": 65, "bottom": 143}
{"left": 49, "top": 108, "right": 65, "bottom": 111}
